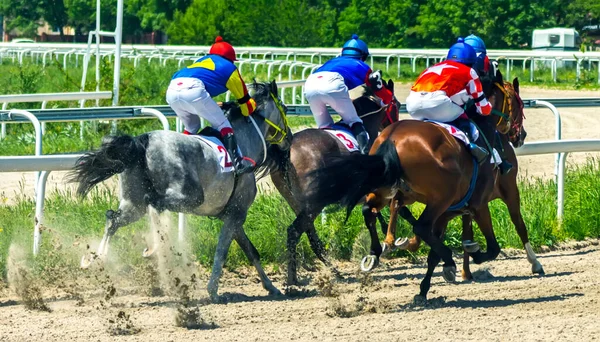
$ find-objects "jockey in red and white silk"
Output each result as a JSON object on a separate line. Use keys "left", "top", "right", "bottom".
{"left": 406, "top": 60, "right": 492, "bottom": 123}
{"left": 166, "top": 36, "right": 255, "bottom": 175}
{"left": 304, "top": 34, "right": 394, "bottom": 154}
{"left": 406, "top": 38, "right": 492, "bottom": 164}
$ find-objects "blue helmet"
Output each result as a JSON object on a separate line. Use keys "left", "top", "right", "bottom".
{"left": 464, "top": 34, "right": 487, "bottom": 71}
{"left": 446, "top": 37, "right": 477, "bottom": 66}
{"left": 342, "top": 34, "right": 369, "bottom": 60}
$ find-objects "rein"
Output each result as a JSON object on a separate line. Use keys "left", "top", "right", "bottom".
{"left": 247, "top": 90, "right": 291, "bottom": 165}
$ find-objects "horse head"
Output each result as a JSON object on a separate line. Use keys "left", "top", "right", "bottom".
{"left": 249, "top": 80, "right": 292, "bottom": 152}
{"left": 486, "top": 70, "right": 526, "bottom": 148}
{"left": 349, "top": 79, "right": 400, "bottom": 139}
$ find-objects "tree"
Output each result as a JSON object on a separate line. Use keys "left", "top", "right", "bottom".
{"left": 0, "top": 0, "right": 42, "bottom": 38}
{"left": 39, "top": 0, "right": 68, "bottom": 41}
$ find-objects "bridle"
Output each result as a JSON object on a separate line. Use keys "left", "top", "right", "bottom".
{"left": 490, "top": 82, "right": 524, "bottom": 140}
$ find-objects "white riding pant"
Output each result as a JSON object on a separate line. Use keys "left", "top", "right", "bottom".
{"left": 166, "top": 77, "right": 232, "bottom": 134}
{"left": 406, "top": 90, "right": 464, "bottom": 122}
{"left": 304, "top": 71, "right": 362, "bottom": 128}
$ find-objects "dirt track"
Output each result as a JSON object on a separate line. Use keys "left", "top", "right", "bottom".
{"left": 1, "top": 241, "right": 600, "bottom": 341}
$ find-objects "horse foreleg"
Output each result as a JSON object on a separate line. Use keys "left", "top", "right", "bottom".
{"left": 234, "top": 227, "right": 281, "bottom": 297}
{"left": 469, "top": 204, "right": 500, "bottom": 265}
{"left": 502, "top": 182, "right": 545, "bottom": 275}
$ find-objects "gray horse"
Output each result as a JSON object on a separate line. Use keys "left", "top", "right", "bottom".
{"left": 68, "top": 81, "right": 292, "bottom": 301}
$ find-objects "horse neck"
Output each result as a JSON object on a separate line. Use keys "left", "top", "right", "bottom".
{"left": 230, "top": 113, "right": 267, "bottom": 165}
{"left": 362, "top": 111, "right": 384, "bottom": 139}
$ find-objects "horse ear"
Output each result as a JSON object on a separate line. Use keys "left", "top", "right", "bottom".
{"left": 513, "top": 77, "right": 520, "bottom": 94}
{"left": 270, "top": 80, "right": 278, "bottom": 95}
{"left": 386, "top": 79, "right": 394, "bottom": 92}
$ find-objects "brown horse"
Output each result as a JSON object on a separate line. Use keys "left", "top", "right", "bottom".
{"left": 388, "top": 78, "right": 544, "bottom": 280}
{"left": 305, "top": 72, "right": 521, "bottom": 301}
{"left": 270, "top": 80, "right": 400, "bottom": 285}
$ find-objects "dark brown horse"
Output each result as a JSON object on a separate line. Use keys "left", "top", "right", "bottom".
{"left": 270, "top": 81, "right": 400, "bottom": 285}
{"left": 305, "top": 72, "right": 521, "bottom": 301}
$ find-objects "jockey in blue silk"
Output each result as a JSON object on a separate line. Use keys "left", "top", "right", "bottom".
{"left": 304, "top": 34, "right": 395, "bottom": 154}
{"left": 166, "top": 36, "right": 257, "bottom": 175}
{"left": 464, "top": 34, "right": 513, "bottom": 174}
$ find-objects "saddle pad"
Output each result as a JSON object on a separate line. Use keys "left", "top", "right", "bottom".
{"left": 426, "top": 120, "right": 500, "bottom": 165}
{"left": 324, "top": 129, "right": 360, "bottom": 152}
{"left": 191, "top": 135, "right": 235, "bottom": 173}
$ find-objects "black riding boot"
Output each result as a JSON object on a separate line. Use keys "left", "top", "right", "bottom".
{"left": 456, "top": 118, "right": 489, "bottom": 164}
{"left": 495, "top": 132, "right": 513, "bottom": 175}
{"left": 351, "top": 122, "right": 370, "bottom": 154}
{"left": 223, "top": 132, "right": 254, "bottom": 175}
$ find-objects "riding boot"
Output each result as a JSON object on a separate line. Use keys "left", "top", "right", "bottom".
{"left": 456, "top": 118, "right": 489, "bottom": 164}
{"left": 351, "top": 122, "right": 370, "bottom": 154}
{"left": 495, "top": 133, "right": 513, "bottom": 175}
{"left": 223, "top": 132, "right": 254, "bottom": 175}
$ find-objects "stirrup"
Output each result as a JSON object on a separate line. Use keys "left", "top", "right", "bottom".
{"left": 234, "top": 157, "right": 255, "bottom": 175}
{"left": 469, "top": 143, "right": 489, "bottom": 164}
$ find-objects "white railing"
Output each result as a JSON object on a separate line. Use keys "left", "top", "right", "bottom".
{"left": 2, "top": 43, "right": 598, "bottom": 83}
{"left": 514, "top": 139, "right": 600, "bottom": 220}
{"left": 0, "top": 91, "right": 113, "bottom": 139}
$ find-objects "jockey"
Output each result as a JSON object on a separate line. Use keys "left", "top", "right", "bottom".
{"left": 304, "top": 34, "right": 395, "bottom": 154}
{"left": 166, "top": 36, "right": 256, "bottom": 175}
{"left": 405, "top": 38, "right": 491, "bottom": 164}
{"left": 465, "top": 34, "right": 513, "bottom": 174}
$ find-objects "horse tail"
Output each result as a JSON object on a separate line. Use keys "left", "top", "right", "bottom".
{"left": 305, "top": 139, "right": 402, "bottom": 218}
{"left": 68, "top": 134, "right": 149, "bottom": 197}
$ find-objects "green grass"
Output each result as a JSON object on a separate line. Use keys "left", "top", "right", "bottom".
{"left": 2, "top": 158, "right": 600, "bottom": 283}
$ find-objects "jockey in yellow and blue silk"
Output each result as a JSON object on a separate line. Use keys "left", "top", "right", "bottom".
{"left": 166, "top": 36, "right": 256, "bottom": 175}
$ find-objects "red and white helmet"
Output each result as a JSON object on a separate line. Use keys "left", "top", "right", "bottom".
{"left": 209, "top": 36, "right": 237, "bottom": 62}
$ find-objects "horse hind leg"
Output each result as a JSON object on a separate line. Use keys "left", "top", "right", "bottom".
{"left": 286, "top": 213, "right": 310, "bottom": 286}
{"left": 81, "top": 199, "right": 146, "bottom": 268}
{"left": 142, "top": 206, "right": 168, "bottom": 258}
{"left": 469, "top": 203, "right": 501, "bottom": 265}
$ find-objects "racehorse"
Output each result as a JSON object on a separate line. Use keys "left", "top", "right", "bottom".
{"left": 305, "top": 71, "right": 524, "bottom": 301}
{"left": 68, "top": 80, "right": 292, "bottom": 302}
{"left": 269, "top": 80, "right": 400, "bottom": 285}
{"left": 386, "top": 78, "right": 544, "bottom": 280}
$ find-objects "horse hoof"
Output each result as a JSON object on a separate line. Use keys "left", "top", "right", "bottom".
{"left": 395, "top": 237, "right": 409, "bottom": 249}
{"left": 80, "top": 255, "right": 94, "bottom": 269}
{"left": 532, "top": 261, "right": 545, "bottom": 275}
{"left": 142, "top": 247, "right": 156, "bottom": 258}
{"left": 413, "top": 295, "right": 427, "bottom": 306}
{"left": 462, "top": 240, "right": 480, "bottom": 254}
{"left": 381, "top": 242, "right": 394, "bottom": 257}
{"left": 269, "top": 287, "right": 283, "bottom": 297}
{"left": 360, "top": 255, "right": 378, "bottom": 272}
{"left": 442, "top": 266, "right": 457, "bottom": 282}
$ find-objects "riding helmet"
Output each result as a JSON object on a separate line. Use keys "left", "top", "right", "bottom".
{"left": 209, "top": 36, "right": 237, "bottom": 62}
{"left": 342, "top": 34, "right": 369, "bottom": 61}
{"left": 446, "top": 37, "right": 477, "bottom": 66}
{"left": 464, "top": 34, "right": 487, "bottom": 71}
